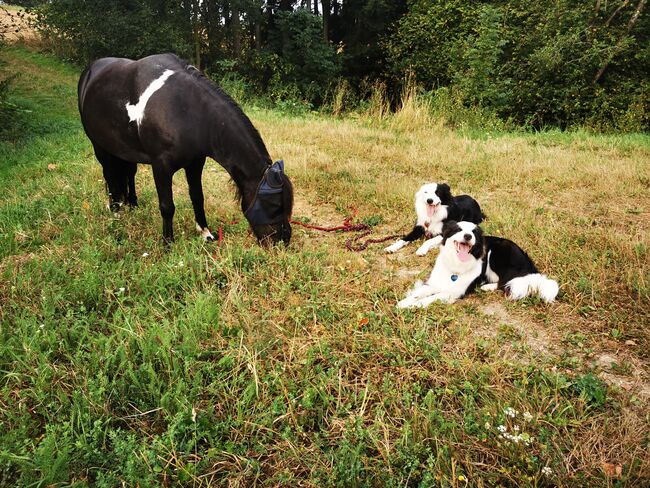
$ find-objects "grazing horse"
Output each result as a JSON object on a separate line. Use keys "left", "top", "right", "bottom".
{"left": 77, "top": 53, "right": 293, "bottom": 244}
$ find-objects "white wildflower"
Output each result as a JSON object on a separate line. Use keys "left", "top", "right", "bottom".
{"left": 504, "top": 407, "right": 518, "bottom": 418}
{"left": 142, "top": 252, "right": 149, "bottom": 257}
{"left": 497, "top": 425, "right": 507, "bottom": 433}
{"left": 485, "top": 422, "right": 491, "bottom": 429}
{"left": 542, "top": 466, "right": 552, "bottom": 476}
{"left": 513, "top": 425, "right": 520, "bottom": 432}
{"left": 523, "top": 411, "right": 533, "bottom": 422}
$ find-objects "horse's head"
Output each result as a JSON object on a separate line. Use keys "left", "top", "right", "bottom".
{"left": 244, "top": 160, "right": 293, "bottom": 245}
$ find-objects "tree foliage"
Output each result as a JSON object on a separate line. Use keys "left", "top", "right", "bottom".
{"left": 388, "top": 0, "right": 650, "bottom": 130}
{"left": 30, "top": 0, "right": 650, "bottom": 130}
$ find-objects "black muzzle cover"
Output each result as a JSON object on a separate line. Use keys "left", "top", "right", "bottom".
{"left": 245, "top": 160, "right": 286, "bottom": 225}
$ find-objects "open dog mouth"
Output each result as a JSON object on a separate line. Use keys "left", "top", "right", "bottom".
{"left": 454, "top": 241, "right": 472, "bottom": 262}
{"left": 426, "top": 203, "right": 439, "bottom": 218}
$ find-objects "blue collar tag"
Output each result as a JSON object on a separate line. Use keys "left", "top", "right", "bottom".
{"left": 451, "top": 274, "right": 458, "bottom": 281}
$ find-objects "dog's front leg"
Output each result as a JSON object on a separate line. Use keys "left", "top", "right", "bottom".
{"left": 397, "top": 282, "right": 436, "bottom": 308}
{"left": 385, "top": 225, "right": 425, "bottom": 253}
{"left": 385, "top": 239, "right": 408, "bottom": 253}
{"left": 416, "top": 235, "right": 442, "bottom": 256}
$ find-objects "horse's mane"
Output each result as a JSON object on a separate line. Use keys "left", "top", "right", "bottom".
{"left": 181, "top": 58, "right": 271, "bottom": 160}
{"left": 172, "top": 56, "right": 272, "bottom": 204}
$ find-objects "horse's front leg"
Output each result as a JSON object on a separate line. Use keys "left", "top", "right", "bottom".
{"left": 185, "top": 159, "right": 215, "bottom": 241}
{"left": 152, "top": 163, "right": 176, "bottom": 243}
{"left": 125, "top": 162, "right": 138, "bottom": 207}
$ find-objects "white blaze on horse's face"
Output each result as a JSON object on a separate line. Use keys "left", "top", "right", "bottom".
{"left": 125, "top": 69, "right": 175, "bottom": 127}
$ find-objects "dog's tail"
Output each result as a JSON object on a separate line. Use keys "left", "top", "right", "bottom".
{"left": 505, "top": 274, "right": 559, "bottom": 303}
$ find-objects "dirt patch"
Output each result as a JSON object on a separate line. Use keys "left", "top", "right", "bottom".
{"left": 0, "top": 6, "right": 38, "bottom": 43}
{"left": 593, "top": 352, "right": 650, "bottom": 400}
{"left": 477, "top": 301, "right": 650, "bottom": 399}
{"left": 478, "top": 300, "right": 559, "bottom": 357}
{"left": 292, "top": 190, "right": 346, "bottom": 229}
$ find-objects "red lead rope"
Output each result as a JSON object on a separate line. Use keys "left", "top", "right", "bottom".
{"left": 288, "top": 217, "right": 370, "bottom": 233}
{"left": 216, "top": 211, "right": 401, "bottom": 251}
{"left": 289, "top": 210, "right": 401, "bottom": 251}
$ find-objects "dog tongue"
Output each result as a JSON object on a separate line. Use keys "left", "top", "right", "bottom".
{"left": 427, "top": 205, "right": 435, "bottom": 218}
{"left": 457, "top": 243, "right": 471, "bottom": 262}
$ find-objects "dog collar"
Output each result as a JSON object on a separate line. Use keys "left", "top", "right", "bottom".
{"left": 451, "top": 274, "right": 458, "bottom": 281}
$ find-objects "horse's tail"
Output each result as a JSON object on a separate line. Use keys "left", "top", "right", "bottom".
{"left": 77, "top": 66, "right": 92, "bottom": 116}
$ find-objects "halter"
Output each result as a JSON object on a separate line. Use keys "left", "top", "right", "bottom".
{"left": 244, "top": 160, "right": 287, "bottom": 225}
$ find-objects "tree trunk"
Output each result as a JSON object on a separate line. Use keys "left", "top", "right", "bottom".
{"left": 322, "top": 0, "right": 330, "bottom": 42}
{"left": 232, "top": 4, "right": 241, "bottom": 59}
{"left": 305, "top": 0, "right": 312, "bottom": 12}
{"left": 191, "top": 0, "right": 201, "bottom": 68}
{"left": 594, "top": 0, "right": 646, "bottom": 83}
{"left": 314, "top": 0, "right": 319, "bottom": 15}
{"left": 255, "top": 20, "right": 261, "bottom": 50}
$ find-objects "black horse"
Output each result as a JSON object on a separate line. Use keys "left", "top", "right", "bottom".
{"left": 78, "top": 53, "right": 293, "bottom": 244}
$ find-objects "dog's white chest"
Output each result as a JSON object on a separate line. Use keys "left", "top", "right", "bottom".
{"left": 427, "top": 259, "right": 482, "bottom": 296}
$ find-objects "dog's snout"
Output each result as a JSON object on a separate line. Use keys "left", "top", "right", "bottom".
{"left": 426, "top": 198, "right": 434, "bottom": 205}
{"left": 463, "top": 233, "right": 472, "bottom": 242}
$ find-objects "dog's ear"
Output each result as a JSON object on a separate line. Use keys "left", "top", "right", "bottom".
{"left": 441, "top": 220, "right": 459, "bottom": 245}
{"left": 436, "top": 183, "right": 453, "bottom": 204}
{"left": 470, "top": 226, "right": 485, "bottom": 259}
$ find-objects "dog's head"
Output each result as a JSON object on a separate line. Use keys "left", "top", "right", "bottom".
{"left": 415, "top": 183, "right": 453, "bottom": 221}
{"left": 441, "top": 220, "right": 484, "bottom": 264}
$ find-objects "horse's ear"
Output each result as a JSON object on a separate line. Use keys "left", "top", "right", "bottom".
{"left": 267, "top": 160, "right": 285, "bottom": 187}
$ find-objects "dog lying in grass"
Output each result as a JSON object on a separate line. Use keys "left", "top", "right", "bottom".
{"left": 385, "top": 183, "right": 484, "bottom": 256}
{"left": 397, "top": 221, "right": 559, "bottom": 307}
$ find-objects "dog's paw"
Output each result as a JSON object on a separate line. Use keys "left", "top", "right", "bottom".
{"left": 385, "top": 240, "right": 405, "bottom": 253}
{"left": 397, "top": 297, "right": 416, "bottom": 309}
{"left": 415, "top": 245, "right": 429, "bottom": 256}
{"left": 480, "top": 283, "right": 498, "bottom": 292}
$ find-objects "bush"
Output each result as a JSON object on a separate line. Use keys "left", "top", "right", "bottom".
{"left": 387, "top": 0, "right": 650, "bottom": 131}
{"left": 33, "top": 0, "right": 192, "bottom": 64}
{"left": 0, "top": 40, "right": 17, "bottom": 140}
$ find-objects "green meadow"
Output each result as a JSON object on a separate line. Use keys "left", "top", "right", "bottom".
{"left": 1, "top": 46, "right": 649, "bottom": 487}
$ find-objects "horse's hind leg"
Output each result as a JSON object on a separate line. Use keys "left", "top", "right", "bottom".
{"left": 93, "top": 144, "right": 128, "bottom": 212}
{"left": 185, "top": 159, "right": 215, "bottom": 241}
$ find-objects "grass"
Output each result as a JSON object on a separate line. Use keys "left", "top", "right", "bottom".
{"left": 1, "top": 45, "right": 649, "bottom": 487}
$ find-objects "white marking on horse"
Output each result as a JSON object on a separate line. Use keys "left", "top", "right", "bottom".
{"left": 195, "top": 222, "right": 215, "bottom": 241}
{"left": 125, "top": 69, "right": 175, "bottom": 127}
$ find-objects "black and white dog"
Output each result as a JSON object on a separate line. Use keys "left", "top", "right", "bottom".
{"left": 397, "top": 221, "right": 559, "bottom": 307}
{"left": 385, "top": 183, "right": 484, "bottom": 256}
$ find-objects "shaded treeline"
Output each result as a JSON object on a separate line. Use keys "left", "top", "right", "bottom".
{"left": 21, "top": 0, "right": 650, "bottom": 130}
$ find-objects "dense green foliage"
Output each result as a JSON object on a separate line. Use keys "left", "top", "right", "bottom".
{"left": 30, "top": 0, "right": 649, "bottom": 130}
{"left": 388, "top": 0, "right": 650, "bottom": 130}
